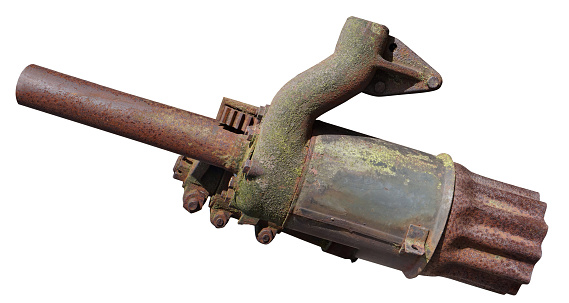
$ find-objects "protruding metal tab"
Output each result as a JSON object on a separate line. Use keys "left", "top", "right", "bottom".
{"left": 402, "top": 224, "right": 429, "bottom": 256}
{"left": 364, "top": 37, "right": 442, "bottom": 97}
{"left": 238, "top": 214, "right": 259, "bottom": 226}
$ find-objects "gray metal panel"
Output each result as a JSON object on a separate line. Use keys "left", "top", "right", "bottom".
{"left": 286, "top": 131, "right": 454, "bottom": 277}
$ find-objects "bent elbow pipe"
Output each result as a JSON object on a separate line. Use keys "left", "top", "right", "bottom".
{"left": 235, "top": 18, "right": 390, "bottom": 224}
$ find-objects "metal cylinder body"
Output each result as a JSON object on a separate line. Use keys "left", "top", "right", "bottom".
{"left": 16, "top": 65, "right": 247, "bottom": 173}
{"left": 284, "top": 122, "right": 455, "bottom": 277}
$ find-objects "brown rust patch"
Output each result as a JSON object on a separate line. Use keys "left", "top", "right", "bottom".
{"left": 16, "top": 64, "right": 248, "bottom": 173}
{"left": 422, "top": 163, "right": 548, "bottom": 295}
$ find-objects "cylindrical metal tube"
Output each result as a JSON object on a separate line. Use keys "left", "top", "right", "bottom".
{"left": 16, "top": 65, "right": 246, "bottom": 173}
{"left": 284, "top": 122, "right": 455, "bottom": 277}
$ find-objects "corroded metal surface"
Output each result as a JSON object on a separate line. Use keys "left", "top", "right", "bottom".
{"left": 16, "top": 64, "right": 247, "bottom": 173}
{"left": 216, "top": 97, "right": 259, "bottom": 133}
{"left": 15, "top": 16, "right": 547, "bottom": 295}
{"left": 236, "top": 17, "right": 442, "bottom": 226}
{"left": 285, "top": 121, "right": 454, "bottom": 277}
{"left": 363, "top": 36, "right": 442, "bottom": 97}
{"left": 422, "top": 163, "right": 548, "bottom": 294}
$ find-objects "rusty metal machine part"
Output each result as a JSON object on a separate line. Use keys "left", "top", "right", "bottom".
{"left": 238, "top": 17, "right": 443, "bottom": 226}
{"left": 422, "top": 164, "right": 547, "bottom": 294}
{"left": 284, "top": 124, "right": 455, "bottom": 278}
{"left": 15, "top": 16, "right": 547, "bottom": 295}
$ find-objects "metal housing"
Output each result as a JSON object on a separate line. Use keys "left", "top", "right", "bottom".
{"left": 15, "top": 16, "right": 548, "bottom": 295}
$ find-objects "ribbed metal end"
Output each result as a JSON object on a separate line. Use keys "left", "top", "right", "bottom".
{"left": 422, "top": 163, "right": 548, "bottom": 295}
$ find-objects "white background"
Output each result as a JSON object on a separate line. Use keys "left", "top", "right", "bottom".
{"left": 1, "top": 1, "right": 567, "bottom": 302}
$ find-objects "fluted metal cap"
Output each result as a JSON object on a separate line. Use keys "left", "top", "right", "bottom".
{"left": 422, "top": 163, "right": 548, "bottom": 295}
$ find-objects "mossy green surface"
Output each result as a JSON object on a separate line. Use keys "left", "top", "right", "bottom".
{"left": 234, "top": 17, "right": 389, "bottom": 225}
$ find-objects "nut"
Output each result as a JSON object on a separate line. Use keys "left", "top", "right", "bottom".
{"left": 183, "top": 184, "right": 208, "bottom": 213}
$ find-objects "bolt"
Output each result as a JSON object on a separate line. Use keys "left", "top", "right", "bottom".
{"left": 374, "top": 81, "right": 386, "bottom": 94}
{"left": 242, "top": 159, "right": 263, "bottom": 177}
{"left": 183, "top": 184, "right": 207, "bottom": 213}
{"left": 243, "top": 159, "right": 252, "bottom": 174}
{"left": 215, "top": 217, "right": 226, "bottom": 228}
{"left": 211, "top": 210, "right": 229, "bottom": 228}
{"left": 427, "top": 76, "right": 441, "bottom": 89}
{"left": 256, "top": 228, "right": 275, "bottom": 245}
{"left": 183, "top": 194, "right": 205, "bottom": 213}
{"left": 186, "top": 197, "right": 200, "bottom": 212}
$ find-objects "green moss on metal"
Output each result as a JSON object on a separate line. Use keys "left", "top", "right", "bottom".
{"left": 297, "top": 132, "right": 456, "bottom": 278}
{"left": 436, "top": 153, "right": 454, "bottom": 168}
{"left": 233, "top": 17, "right": 390, "bottom": 225}
{"left": 313, "top": 135, "right": 441, "bottom": 180}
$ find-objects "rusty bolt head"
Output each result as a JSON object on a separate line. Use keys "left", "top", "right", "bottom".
{"left": 256, "top": 228, "right": 275, "bottom": 245}
{"left": 374, "top": 81, "right": 386, "bottom": 94}
{"left": 211, "top": 211, "right": 229, "bottom": 228}
{"left": 242, "top": 159, "right": 263, "bottom": 177}
{"left": 243, "top": 159, "right": 252, "bottom": 174}
{"left": 183, "top": 194, "right": 205, "bottom": 213}
{"left": 183, "top": 185, "right": 207, "bottom": 213}
{"left": 427, "top": 76, "right": 441, "bottom": 89}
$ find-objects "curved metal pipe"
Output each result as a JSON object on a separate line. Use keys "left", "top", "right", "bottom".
{"left": 236, "top": 17, "right": 390, "bottom": 224}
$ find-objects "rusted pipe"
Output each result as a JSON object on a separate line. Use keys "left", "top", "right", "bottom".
{"left": 16, "top": 64, "right": 247, "bottom": 173}
{"left": 236, "top": 18, "right": 392, "bottom": 224}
